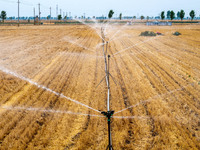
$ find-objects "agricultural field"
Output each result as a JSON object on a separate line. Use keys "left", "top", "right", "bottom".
{"left": 0, "top": 24, "right": 200, "bottom": 149}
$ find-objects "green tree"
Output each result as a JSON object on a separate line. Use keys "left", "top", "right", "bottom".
{"left": 189, "top": 10, "right": 195, "bottom": 20}
{"left": 58, "top": 15, "right": 62, "bottom": 20}
{"left": 147, "top": 16, "right": 149, "bottom": 21}
{"left": 119, "top": 13, "right": 122, "bottom": 20}
{"left": 133, "top": 16, "right": 136, "bottom": 19}
{"left": 170, "top": 10, "right": 175, "bottom": 20}
{"left": 167, "top": 10, "right": 171, "bottom": 19}
{"left": 108, "top": 10, "right": 114, "bottom": 19}
{"left": 177, "top": 11, "right": 180, "bottom": 19}
{"left": 140, "top": 15, "right": 144, "bottom": 20}
{"left": 180, "top": 10, "right": 185, "bottom": 21}
{"left": 161, "top": 11, "right": 165, "bottom": 20}
{"left": 47, "top": 15, "right": 50, "bottom": 20}
{"left": 0, "top": 11, "right": 7, "bottom": 22}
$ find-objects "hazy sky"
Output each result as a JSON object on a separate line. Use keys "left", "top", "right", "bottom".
{"left": 0, "top": 0, "right": 199, "bottom": 18}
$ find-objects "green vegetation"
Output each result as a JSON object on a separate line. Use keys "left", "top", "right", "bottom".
{"left": 140, "top": 31, "right": 156, "bottom": 36}
{"left": 0, "top": 11, "right": 7, "bottom": 22}
{"left": 140, "top": 15, "right": 144, "bottom": 20}
{"left": 108, "top": 10, "right": 114, "bottom": 19}
{"left": 58, "top": 15, "right": 62, "bottom": 20}
{"left": 189, "top": 10, "right": 195, "bottom": 20}
{"left": 47, "top": 15, "right": 50, "bottom": 20}
{"left": 170, "top": 11, "right": 175, "bottom": 20}
{"left": 167, "top": 10, "right": 171, "bottom": 19}
{"left": 173, "top": 31, "right": 181, "bottom": 36}
{"left": 177, "top": 11, "right": 180, "bottom": 19}
{"left": 180, "top": 10, "right": 185, "bottom": 21}
{"left": 161, "top": 11, "right": 165, "bottom": 20}
{"left": 119, "top": 13, "right": 122, "bottom": 20}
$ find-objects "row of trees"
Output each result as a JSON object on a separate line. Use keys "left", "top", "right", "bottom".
{"left": 0, "top": 9, "right": 198, "bottom": 22}
{"left": 161, "top": 10, "right": 196, "bottom": 20}
{"left": 109, "top": 9, "right": 197, "bottom": 21}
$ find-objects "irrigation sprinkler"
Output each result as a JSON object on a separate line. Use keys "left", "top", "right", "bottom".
{"left": 98, "top": 28, "right": 115, "bottom": 149}
{"left": 104, "top": 54, "right": 115, "bottom": 150}
{"left": 101, "top": 110, "right": 115, "bottom": 150}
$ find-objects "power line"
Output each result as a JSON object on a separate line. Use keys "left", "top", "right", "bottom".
{"left": 0, "top": 0, "right": 33, "bottom": 6}
{"left": 0, "top": 0, "right": 17, "bottom": 3}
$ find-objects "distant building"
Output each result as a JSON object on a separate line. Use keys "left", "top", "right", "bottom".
{"left": 155, "top": 16, "right": 161, "bottom": 20}
{"left": 123, "top": 16, "right": 133, "bottom": 19}
{"left": 146, "top": 21, "right": 172, "bottom": 26}
{"left": 96, "top": 16, "right": 107, "bottom": 20}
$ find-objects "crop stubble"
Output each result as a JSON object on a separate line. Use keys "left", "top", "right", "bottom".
{"left": 0, "top": 25, "right": 199, "bottom": 149}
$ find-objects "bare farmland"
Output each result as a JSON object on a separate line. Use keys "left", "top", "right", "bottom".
{"left": 0, "top": 24, "right": 199, "bottom": 149}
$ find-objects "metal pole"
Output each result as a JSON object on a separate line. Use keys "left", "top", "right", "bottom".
{"left": 107, "top": 55, "right": 110, "bottom": 112}
{"left": 106, "top": 42, "right": 108, "bottom": 56}
{"left": 108, "top": 55, "right": 110, "bottom": 89}
{"left": 17, "top": 0, "right": 19, "bottom": 27}
{"left": 108, "top": 55, "right": 112, "bottom": 150}
{"left": 38, "top": 3, "right": 40, "bottom": 25}
{"left": 50, "top": 7, "right": 51, "bottom": 23}
{"left": 100, "top": 27, "right": 114, "bottom": 150}
{"left": 56, "top": 5, "right": 58, "bottom": 19}
{"left": 34, "top": 7, "right": 35, "bottom": 25}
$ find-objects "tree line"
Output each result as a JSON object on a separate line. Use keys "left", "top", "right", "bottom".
{"left": 161, "top": 10, "right": 196, "bottom": 21}
{"left": 0, "top": 9, "right": 198, "bottom": 22}
{"left": 110, "top": 9, "right": 197, "bottom": 21}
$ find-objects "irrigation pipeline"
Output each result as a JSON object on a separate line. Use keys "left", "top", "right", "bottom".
{"left": 100, "top": 27, "right": 114, "bottom": 150}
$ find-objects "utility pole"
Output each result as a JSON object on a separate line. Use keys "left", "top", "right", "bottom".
{"left": 49, "top": 7, "right": 51, "bottom": 23}
{"left": 17, "top": 0, "right": 20, "bottom": 27}
{"left": 33, "top": 7, "right": 35, "bottom": 25}
{"left": 56, "top": 5, "right": 58, "bottom": 19}
{"left": 38, "top": 3, "right": 40, "bottom": 25}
